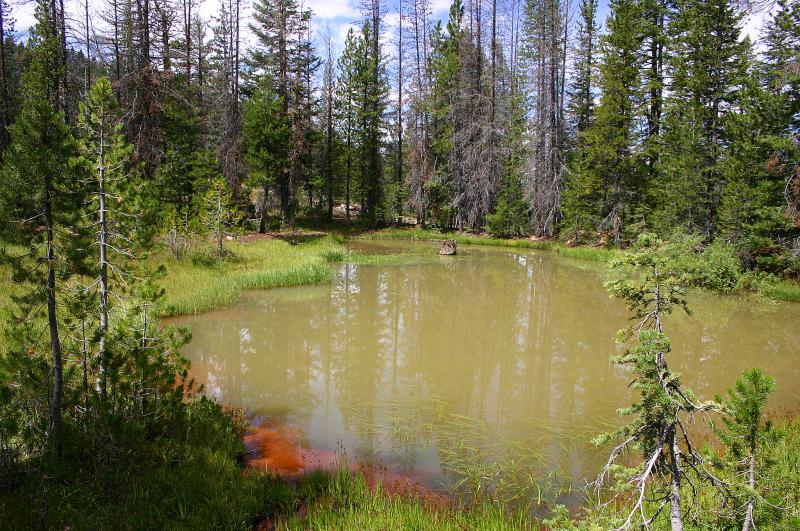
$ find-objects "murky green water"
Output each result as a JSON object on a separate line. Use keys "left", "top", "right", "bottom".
{"left": 172, "top": 240, "right": 800, "bottom": 499}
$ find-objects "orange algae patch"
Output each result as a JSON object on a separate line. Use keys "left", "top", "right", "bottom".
{"left": 244, "top": 425, "right": 307, "bottom": 474}
{"left": 242, "top": 421, "right": 451, "bottom": 509}
{"left": 243, "top": 424, "right": 341, "bottom": 476}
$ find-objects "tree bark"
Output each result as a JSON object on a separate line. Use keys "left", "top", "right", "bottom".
{"left": 44, "top": 172, "right": 63, "bottom": 448}
{"left": 742, "top": 451, "right": 756, "bottom": 531}
{"left": 259, "top": 184, "right": 269, "bottom": 233}
{"left": 669, "top": 427, "right": 684, "bottom": 531}
{"left": 97, "top": 118, "right": 109, "bottom": 400}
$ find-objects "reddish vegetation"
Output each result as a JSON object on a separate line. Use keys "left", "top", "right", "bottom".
{"left": 242, "top": 422, "right": 450, "bottom": 508}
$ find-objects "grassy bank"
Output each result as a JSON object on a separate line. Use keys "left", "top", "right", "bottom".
{"left": 156, "top": 235, "right": 346, "bottom": 317}
{"left": 4, "top": 408, "right": 799, "bottom": 530}
{"left": 355, "top": 227, "right": 620, "bottom": 263}
{"left": 357, "top": 228, "right": 800, "bottom": 301}
{"left": 279, "top": 468, "right": 533, "bottom": 530}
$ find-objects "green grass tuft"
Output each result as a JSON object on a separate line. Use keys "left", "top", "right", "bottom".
{"left": 280, "top": 466, "right": 535, "bottom": 530}
{"left": 156, "top": 236, "right": 342, "bottom": 317}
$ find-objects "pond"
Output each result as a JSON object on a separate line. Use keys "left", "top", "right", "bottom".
{"left": 171, "top": 240, "right": 800, "bottom": 503}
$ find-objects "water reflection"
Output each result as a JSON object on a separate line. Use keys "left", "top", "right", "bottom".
{"left": 173, "top": 241, "right": 800, "bottom": 496}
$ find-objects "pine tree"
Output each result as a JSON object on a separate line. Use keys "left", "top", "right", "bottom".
{"left": 199, "top": 176, "right": 235, "bottom": 262}
{"left": 248, "top": 0, "right": 315, "bottom": 220}
{"left": 567, "top": 0, "right": 599, "bottom": 137}
{"left": 717, "top": 73, "right": 799, "bottom": 273}
{"left": 572, "top": 0, "right": 645, "bottom": 245}
{"left": 561, "top": 0, "right": 600, "bottom": 241}
{"left": 762, "top": 0, "right": 800, "bottom": 232}
{"left": 355, "top": 20, "right": 387, "bottom": 225}
{"left": 0, "top": 1, "right": 88, "bottom": 442}
{"left": 658, "top": 0, "right": 749, "bottom": 238}
{"left": 242, "top": 81, "right": 291, "bottom": 233}
{"left": 595, "top": 234, "right": 730, "bottom": 530}
{"left": 335, "top": 28, "right": 365, "bottom": 225}
{"left": 716, "top": 369, "right": 779, "bottom": 531}
{"left": 519, "top": 0, "right": 568, "bottom": 236}
{"left": 77, "top": 77, "right": 138, "bottom": 400}
{"left": 639, "top": 0, "right": 668, "bottom": 180}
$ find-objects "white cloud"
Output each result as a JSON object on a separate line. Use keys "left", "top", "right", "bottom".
{"left": 303, "top": 0, "right": 359, "bottom": 21}
{"left": 431, "top": 0, "right": 451, "bottom": 15}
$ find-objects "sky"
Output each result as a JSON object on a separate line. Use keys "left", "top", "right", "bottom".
{"left": 7, "top": 0, "right": 770, "bottom": 69}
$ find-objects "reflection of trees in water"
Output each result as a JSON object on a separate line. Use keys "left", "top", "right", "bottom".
{"left": 174, "top": 245, "right": 800, "bottom": 499}
{"left": 330, "top": 262, "right": 388, "bottom": 464}
{"left": 329, "top": 250, "right": 632, "bottom": 496}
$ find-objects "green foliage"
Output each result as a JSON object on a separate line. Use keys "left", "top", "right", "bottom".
{"left": 198, "top": 177, "right": 238, "bottom": 263}
{"left": 243, "top": 81, "right": 291, "bottom": 228}
{"left": 282, "top": 466, "right": 533, "bottom": 530}
{"left": 488, "top": 90, "right": 529, "bottom": 238}
{"left": 0, "top": 398, "right": 286, "bottom": 530}
{"left": 717, "top": 369, "right": 778, "bottom": 462}
{"left": 568, "top": 0, "right": 646, "bottom": 246}
{"left": 598, "top": 234, "right": 728, "bottom": 528}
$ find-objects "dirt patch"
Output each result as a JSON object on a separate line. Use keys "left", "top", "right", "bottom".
{"left": 237, "top": 230, "right": 329, "bottom": 244}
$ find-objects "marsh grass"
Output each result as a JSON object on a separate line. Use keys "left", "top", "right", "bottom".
{"left": 156, "top": 236, "right": 423, "bottom": 317}
{"left": 281, "top": 466, "right": 535, "bottom": 530}
{"left": 156, "top": 237, "right": 342, "bottom": 317}
{"left": 340, "top": 397, "right": 579, "bottom": 508}
{"left": 759, "top": 277, "right": 800, "bottom": 302}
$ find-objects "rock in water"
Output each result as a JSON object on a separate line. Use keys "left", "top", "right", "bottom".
{"left": 439, "top": 239, "right": 457, "bottom": 255}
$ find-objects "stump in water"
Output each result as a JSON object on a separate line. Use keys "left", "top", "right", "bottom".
{"left": 439, "top": 239, "right": 457, "bottom": 255}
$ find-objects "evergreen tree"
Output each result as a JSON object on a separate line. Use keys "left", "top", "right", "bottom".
{"left": 718, "top": 73, "right": 800, "bottom": 274}
{"left": 595, "top": 234, "right": 730, "bottom": 530}
{"left": 248, "top": 0, "right": 315, "bottom": 220}
{"left": 716, "top": 369, "right": 779, "bottom": 531}
{"left": 242, "top": 81, "right": 291, "bottom": 233}
{"left": 561, "top": 0, "right": 600, "bottom": 241}
{"left": 567, "top": 0, "right": 599, "bottom": 138}
{"left": 639, "top": 0, "right": 668, "bottom": 181}
{"left": 77, "top": 77, "right": 141, "bottom": 400}
{"left": 762, "top": 0, "right": 800, "bottom": 232}
{"left": 199, "top": 176, "right": 235, "bottom": 262}
{"left": 0, "top": 0, "right": 88, "bottom": 441}
{"left": 570, "top": 0, "right": 645, "bottom": 245}
{"left": 335, "top": 28, "right": 365, "bottom": 225}
{"left": 657, "top": 0, "right": 749, "bottom": 238}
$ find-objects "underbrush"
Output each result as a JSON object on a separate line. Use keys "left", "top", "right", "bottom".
{"left": 0, "top": 398, "right": 288, "bottom": 531}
